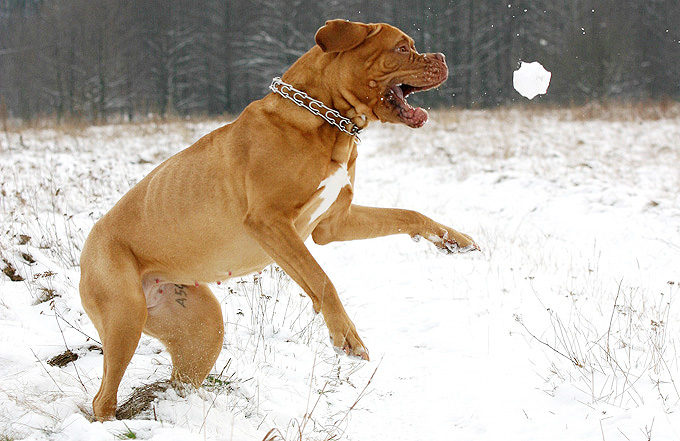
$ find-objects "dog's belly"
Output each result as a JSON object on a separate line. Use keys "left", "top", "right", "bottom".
{"left": 138, "top": 232, "right": 275, "bottom": 288}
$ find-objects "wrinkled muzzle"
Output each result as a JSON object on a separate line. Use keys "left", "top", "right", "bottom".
{"left": 380, "top": 53, "right": 448, "bottom": 128}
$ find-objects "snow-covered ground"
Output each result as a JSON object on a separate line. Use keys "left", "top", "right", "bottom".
{"left": 1, "top": 106, "right": 679, "bottom": 441}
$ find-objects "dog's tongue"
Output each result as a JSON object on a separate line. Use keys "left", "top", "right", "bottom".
{"left": 391, "top": 84, "right": 428, "bottom": 128}
{"left": 393, "top": 84, "right": 405, "bottom": 100}
{"left": 402, "top": 106, "right": 428, "bottom": 128}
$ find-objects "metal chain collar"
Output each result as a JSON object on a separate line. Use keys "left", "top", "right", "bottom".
{"left": 269, "top": 77, "right": 362, "bottom": 141}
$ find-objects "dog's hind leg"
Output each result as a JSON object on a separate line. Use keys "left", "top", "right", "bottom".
{"left": 143, "top": 282, "right": 224, "bottom": 388}
{"left": 79, "top": 234, "right": 148, "bottom": 421}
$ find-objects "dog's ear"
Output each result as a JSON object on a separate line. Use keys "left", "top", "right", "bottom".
{"left": 315, "top": 19, "right": 378, "bottom": 53}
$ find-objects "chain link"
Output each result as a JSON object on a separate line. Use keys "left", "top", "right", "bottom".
{"left": 269, "top": 77, "right": 361, "bottom": 141}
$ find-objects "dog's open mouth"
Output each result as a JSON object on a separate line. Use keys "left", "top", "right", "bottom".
{"left": 385, "top": 83, "right": 435, "bottom": 128}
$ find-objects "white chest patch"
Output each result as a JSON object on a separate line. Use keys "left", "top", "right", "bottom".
{"left": 309, "top": 164, "right": 351, "bottom": 223}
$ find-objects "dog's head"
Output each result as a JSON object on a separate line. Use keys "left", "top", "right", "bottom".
{"left": 314, "top": 19, "right": 448, "bottom": 129}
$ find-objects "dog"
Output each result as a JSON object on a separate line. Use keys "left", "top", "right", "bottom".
{"left": 79, "top": 19, "right": 479, "bottom": 421}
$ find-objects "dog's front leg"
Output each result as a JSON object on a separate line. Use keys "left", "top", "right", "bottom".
{"left": 244, "top": 212, "right": 369, "bottom": 360}
{"left": 312, "top": 204, "right": 480, "bottom": 253}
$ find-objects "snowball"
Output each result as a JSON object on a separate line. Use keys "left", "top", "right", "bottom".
{"left": 513, "top": 61, "right": 551, "bottom": 100}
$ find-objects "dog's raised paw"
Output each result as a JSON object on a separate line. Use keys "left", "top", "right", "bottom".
{"left": 459, "top": 242, "right": 481, "bottom": 253}
{"left": 429, "top": 230, "right": 481, "bottom": 255}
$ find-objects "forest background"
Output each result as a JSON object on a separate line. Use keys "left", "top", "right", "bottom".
{"left": 1, "top": 0, "right": 679, "bottom": 122}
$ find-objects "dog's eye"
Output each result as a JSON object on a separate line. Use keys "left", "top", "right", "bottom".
{"left": 396, "top": 45, "right": 409, "bottom": 54}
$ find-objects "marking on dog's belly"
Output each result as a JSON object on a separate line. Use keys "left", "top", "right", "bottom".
{"left": 174, "top": 284, "right": 188, "bottom": 308}
{"left": 143, "top": 277, "right": 188, "bottom": 309}
{"left": 310, "top": 164, "right": 351, "bottom": 223}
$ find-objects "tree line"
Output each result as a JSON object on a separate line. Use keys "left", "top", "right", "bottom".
{"left": 1, "top": 0, "right": 678, "bottom": 122}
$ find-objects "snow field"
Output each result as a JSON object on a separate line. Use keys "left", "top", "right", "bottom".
{"left": 1, "top": 106, "right": 679, "bottom": 440}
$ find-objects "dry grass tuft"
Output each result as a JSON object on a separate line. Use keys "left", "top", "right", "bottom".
{"left": 115, "top": 381, "right": 172, "bottom": 420}
{"left": 34, "top": 287, "right": 60, "bottom": 304}
{"left": 1, "top": 257, "right": 24, "bottom": 282}
{"left": 47, "top": 349, "right": 78, "bottom": 367}
{"left": 262, "top": 428, "right": 285, "bottom": 441}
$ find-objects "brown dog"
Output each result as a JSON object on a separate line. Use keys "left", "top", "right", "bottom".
{"left": 79, "top": 19, "right": 479, "bottom": 421}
